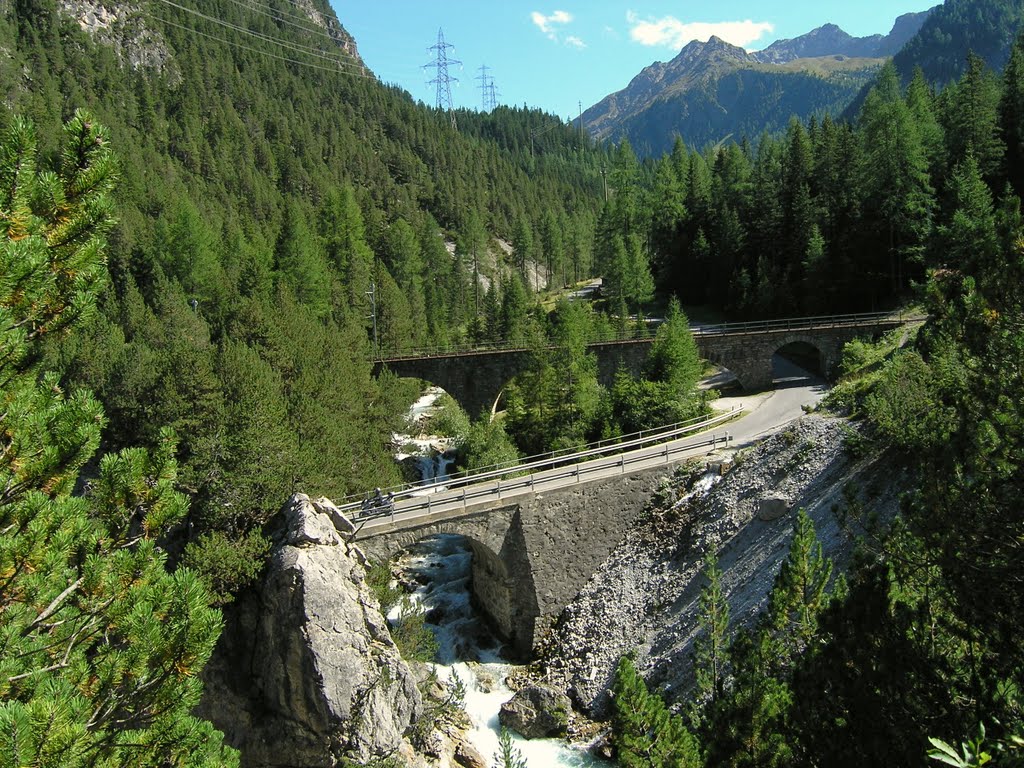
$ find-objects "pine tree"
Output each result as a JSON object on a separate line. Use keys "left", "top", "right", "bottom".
{"left": 859, "top": 62, "right": 935, "bottom": 296}
{"left": 645, "top": 297, "right": 701, "bottom": 398}
{"left": 943, "top": 52, "right": 1005, "bottom": 181}
{"left": 1000, "top": 33, "right": 1024, "bottom": 195}
{"left": 769, "top": 509, "right": 834, "bottom": 654}
{"left": 0, "top": 112, "right": 236, "bottom": 766}
{"left": 493, "top": 728, "right": 529, "bottom": 768}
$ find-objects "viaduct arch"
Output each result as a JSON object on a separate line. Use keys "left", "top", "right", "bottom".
{"left": 373, "top": 319, "right": 895, "bottom": 417}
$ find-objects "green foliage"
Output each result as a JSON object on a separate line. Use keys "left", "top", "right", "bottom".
{"left": 493, "top": 728, "right": 529, "bottom": 768}
{"left": 611, "top": 655, "right": 701, "bottom": 768}
{"left": 0, "top": 111, "right": 235, "bottom": 766}
{"left": 645, "top": 298, "right": 702, "bottom": 396}
{"left": 424, "top": 393, "right": 471, "bottom": 446}
{"left": 768, "top": 510, "right": 834, "bottom": 652}
{"left": 0, "top": 0, "right": 607, "bottom": 603}
{"left": 864, "top": 350, "right": 949, "bottom": 450}
{"left": 182, "top": 529, "right": 270, "bottom": 606}
{"left": 365, "top": 560, "right": 402, "bottom": 617}
{"left": 388, "top": 598, "right": 439, "bottom": 664}
{"left": 457, "top": 414, "right": 520, "bottom": 471}
{"left": 693, "top": 553, "right": 730, "bottom": 710}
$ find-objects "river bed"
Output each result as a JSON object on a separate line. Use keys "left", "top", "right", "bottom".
{"left": 390, "top": 535, "right": 606, "bottom": 767}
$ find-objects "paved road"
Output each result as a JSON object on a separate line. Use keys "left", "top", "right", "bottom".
{"left": 356, "top": 356, "right": 825, "bottom": 536}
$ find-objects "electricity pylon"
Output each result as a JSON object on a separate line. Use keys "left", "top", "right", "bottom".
{"left": 476, "top": 65, "right": 497, "bottom": 112}
{"left": 425, "top": 28, "right": 460, "bottom": 129}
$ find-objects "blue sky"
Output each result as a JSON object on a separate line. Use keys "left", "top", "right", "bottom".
{"left": 331, "top": 1, "right": 938, "bottom": 120}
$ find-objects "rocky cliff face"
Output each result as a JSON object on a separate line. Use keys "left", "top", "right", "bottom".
{"left": 59, "top": 0, "right": 172, "bottom": 72}
{"left": 537, "top": 415, "right": 907, "bottom": 717}
{"left": 198, "top": 494, "right": 423, "bottom": 767}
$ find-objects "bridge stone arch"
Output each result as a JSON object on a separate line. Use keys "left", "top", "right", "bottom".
{"left": 374, "top": 318, "right": 905, "bottom": 412}
{"left": 358, "top": 464, "right": 675, "bottom": 657}
{"left": 374, "top": 351, "right": 536, "bottom": 419}
{"left": 771, "top": 333, "right": 844, "bottom": 380}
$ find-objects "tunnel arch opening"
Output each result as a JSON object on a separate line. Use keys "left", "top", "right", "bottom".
{"left": 772, "top": 340, "right": 825, "bottom": 386}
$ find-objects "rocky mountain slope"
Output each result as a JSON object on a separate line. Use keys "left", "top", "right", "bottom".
{"left": 583, "top": 9, "right": 932, "bottom": 154}
{"left": 536, "top": 415, "right": 907, "bottom": 717}
{"left": 752, "top": 11, "right": 933, "bottom": 64}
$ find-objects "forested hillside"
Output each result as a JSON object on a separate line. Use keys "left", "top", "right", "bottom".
{"left": 602, "top": 32, "right": 1024, "bottom": 767}
{"left": 0, "top": 0, "right": 607, "bottom": 595}
{"left": 596, "top": 45, "right": 1021, "bottom": 319}
{"left": 894, "top": 0, "right": 1024, "bottom": 83}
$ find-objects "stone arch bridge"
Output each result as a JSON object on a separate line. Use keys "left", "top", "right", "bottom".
{"left": 373, "top": 313, "right": 908, "bottom": 416}
{"left": 357, "top": 461, "right": 678, "bottom": 658}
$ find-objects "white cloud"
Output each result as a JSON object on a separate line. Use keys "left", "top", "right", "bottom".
{"left": 626, "top": 12, "right": 773, "bottom": 50}
{"left": 532, "top": 10, "right": 573, "bottom": 39}
{"left": 565, "top": 35, "right": 586, "bottom": 49}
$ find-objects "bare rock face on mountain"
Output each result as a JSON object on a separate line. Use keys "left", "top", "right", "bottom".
{"left": 198, "top": 494, "right": 423, "bottom": 767}
{"left": 583, "top": 8, "right": 935, "bottom": 156}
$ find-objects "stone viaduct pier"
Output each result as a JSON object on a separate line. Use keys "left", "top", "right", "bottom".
{"left": 373, "top": 312, "right": 908, "bottom": 416}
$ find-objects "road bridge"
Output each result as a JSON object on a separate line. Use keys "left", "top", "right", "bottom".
{"left": 372, "top": 312, "right": 909, "bottom": 417}
{"left": 353, "top": 411, "right": 741, "bottom": 656}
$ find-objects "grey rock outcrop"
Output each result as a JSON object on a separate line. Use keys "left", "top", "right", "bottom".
{"left": 498, "top": 684, "right": 571, "bottom": 739}
{"left": 58, "top": 0, "right": 173, "bottom": 73}
{"left": 198, "top": 494, "right": 423, "bottom": 767}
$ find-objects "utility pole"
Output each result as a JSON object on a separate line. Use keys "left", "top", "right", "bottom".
{"left": 425, "top": 28, "right": 461, "bottom": 130}
{"left": 476, "top": 65, "right": 497, "bottom": 112}
{"left": 365, "top": 281, "right": 378, "bottom": 359}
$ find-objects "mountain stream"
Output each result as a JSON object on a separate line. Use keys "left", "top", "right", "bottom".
{"left": 390, "top": 387, "right": 605, "bottom": 766}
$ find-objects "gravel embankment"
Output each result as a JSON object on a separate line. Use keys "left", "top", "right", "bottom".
{"left": 538, "top": 414, "right": 908, "bottom": 717}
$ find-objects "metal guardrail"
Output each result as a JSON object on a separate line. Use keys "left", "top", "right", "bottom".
{"left": 342, "top": 407, "right": 743, "bottom": 524}
{"left": 376, "top": 311, "right": 917, "bottom": 362}
{"left": 356, "top": 427, "right": 735, "bottom": 534}
{"left": 335, "top": 409, "right": 745, "bottom": 518}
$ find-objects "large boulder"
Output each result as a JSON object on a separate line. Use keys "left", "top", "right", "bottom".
{"left": 498, "top": 684, "right": 571, "bottom": 739}
{"left": 198, "top": 494, "right": 423, "bottom": 767}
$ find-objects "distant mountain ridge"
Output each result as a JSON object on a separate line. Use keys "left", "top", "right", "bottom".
{"left": 752, "top": 11, "right": 933, "bottom": 63}
{"left": 583, "top": 8, "right": 935, "bottom": 155}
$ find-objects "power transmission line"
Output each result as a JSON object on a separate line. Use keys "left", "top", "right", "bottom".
{"left": 151, "top": 0, "right": 367, "bottom": 75}
{"left": 144, "top": 10, "right": 375, "bottom": 79}
{"left": 222, "top": 0, "right": 346, "bottom": 45}
{"left": 424, "top": 28, "right": 460, "bottom": 129}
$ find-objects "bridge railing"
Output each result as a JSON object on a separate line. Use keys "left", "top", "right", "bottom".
{"left": 355, "top": 428, "right": 736, "bottom": 530}
{"left": 376, "top": 310, "right": 917, "bottom": 361}
{"left": 336, "top": 406, "right": 744, "bottom": 517}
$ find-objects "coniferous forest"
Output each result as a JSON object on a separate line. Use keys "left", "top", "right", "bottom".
{"left": 1, "top": 0, "right": 1024, "bottom": 764}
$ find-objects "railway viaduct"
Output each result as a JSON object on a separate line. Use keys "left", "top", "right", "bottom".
{"left": 372, "top": 314, "right": 904, "bottom": 416}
